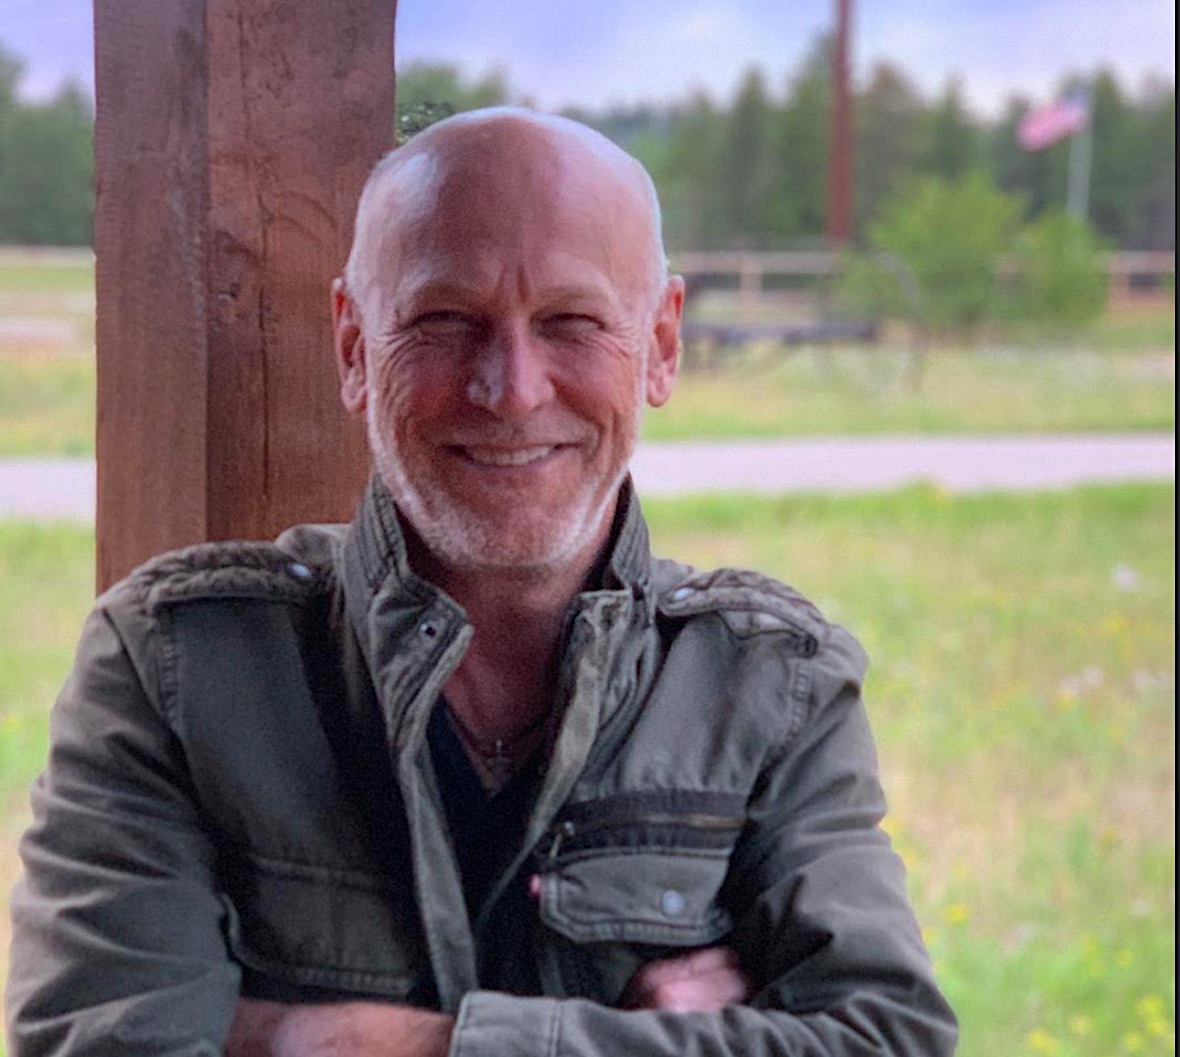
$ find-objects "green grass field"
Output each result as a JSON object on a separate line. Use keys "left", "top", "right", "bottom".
{"left": 0, "top": 253, "right": 94, "bottom": 295}
{"left": 0, "top": 255, "right": 96, "bottom": 457}
{"left": 648, "top": 343, "right": 1175, "bottom": 439}
{"left": 0, "top": 484, "right": 1174, "bottom": 1056}
{"left": 647, "top": 486, "right": 1176, "bottom": 1057}
{"left": 0, "top": 256, "right": 1174, "bottom": 455}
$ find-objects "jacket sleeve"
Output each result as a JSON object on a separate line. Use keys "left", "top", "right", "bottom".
{"left": 447, "top": 626, "right": 958, "bottom": 1057}
{"left": 6, "top": 602, "right": 241, "bottom": 1057}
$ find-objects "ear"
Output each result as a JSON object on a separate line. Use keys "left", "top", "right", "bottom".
{"left": 645, "top": 275, "right": 683, "bottom": 409}
{"left": 332, "top": 277, "right": 367, "bottom": 416}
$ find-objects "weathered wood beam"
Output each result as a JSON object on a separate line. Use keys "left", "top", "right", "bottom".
{"left": 94, "top": 0, "right": 396, "bottom": 590}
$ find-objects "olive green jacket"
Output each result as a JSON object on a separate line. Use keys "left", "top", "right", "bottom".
{"left": 7, "top": 478, "right": 956, "bottom": 1056}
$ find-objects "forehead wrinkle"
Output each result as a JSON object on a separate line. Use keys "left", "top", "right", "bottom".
{"left": 400, "top": 263, "right": 620, "bottom": 316}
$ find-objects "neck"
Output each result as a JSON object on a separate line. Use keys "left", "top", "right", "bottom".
{"left": 406, "top": 517, "right": 611, "bottom": 635}
{"left": 402, "top": 509, "right": 616, "bottom": 747}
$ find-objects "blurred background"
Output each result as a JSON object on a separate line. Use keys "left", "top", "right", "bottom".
{"left": 0, "top": 2, "right": 1174, "bottom": 1055}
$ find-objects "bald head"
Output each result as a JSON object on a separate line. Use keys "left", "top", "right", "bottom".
{"left": 343, "top": 108, "right": 668, "bottom": 322}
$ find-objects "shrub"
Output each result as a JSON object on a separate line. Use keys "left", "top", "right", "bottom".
{"left": 868, "top": 172, "right": 1026, "bottom": 335}
{"left": 1009, "top": 209, "right": 1108, "bottom": 329}
{"left": 836, "top": 251, "right": 923, "bottom": 323}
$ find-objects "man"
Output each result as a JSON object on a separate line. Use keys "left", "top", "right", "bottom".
{"left": 8, "top": 109, "right": 957, "bottom": 1056}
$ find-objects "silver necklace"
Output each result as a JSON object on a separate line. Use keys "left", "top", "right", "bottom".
{"left": 443, "top": 703, "right": 551, "bottom": 787}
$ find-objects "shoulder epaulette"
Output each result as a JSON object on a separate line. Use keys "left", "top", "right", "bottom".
{"left": 657, "top": 567, "right": 825, "bottom": 655}
{"left": 121, "top": 540, "right": 330, "bottom": 613}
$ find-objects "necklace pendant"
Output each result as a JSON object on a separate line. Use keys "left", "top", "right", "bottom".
{"left": 485, "top": 738, "right": 514, "bottom": 786}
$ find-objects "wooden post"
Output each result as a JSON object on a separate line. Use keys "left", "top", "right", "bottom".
{"left": 738, "top": 254, "right": 760, "bottom": 316}
{"left": 94, "top": 0, "right": 396, "bottom": 591}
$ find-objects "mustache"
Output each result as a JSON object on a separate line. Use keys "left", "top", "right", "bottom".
{"left": 440, "top": 421, "right": 595, "bottom": 448}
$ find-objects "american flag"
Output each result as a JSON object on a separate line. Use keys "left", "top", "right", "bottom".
{"left": 1018, "top": 94, "right": 1090, "bottom": 151}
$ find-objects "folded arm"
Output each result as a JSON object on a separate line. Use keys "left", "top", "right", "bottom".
{"left": 7, "top": 606, "right": 242, "bottom": 1056}
{"left": 228, "top": 631, "right": 957, "bottom": 1057}
{"left": 224, "top": 944, "right": 750, "bottom": 1057}
{"left": 9, "top": 609, "right": 954, "bottom": 1057}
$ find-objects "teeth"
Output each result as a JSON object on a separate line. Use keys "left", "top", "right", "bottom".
{"left": 464, "top": 445, "right": 555, "bottom": 467}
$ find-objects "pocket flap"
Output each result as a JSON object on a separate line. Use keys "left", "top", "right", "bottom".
{"left": 221, "top": 854, "right": 428, "bottom": 998}
{"left": 540, "top": 850, "right": 734, "bottom": 946}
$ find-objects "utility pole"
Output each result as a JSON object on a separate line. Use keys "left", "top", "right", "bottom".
{"left": 826, "top": 0, "right": 854, "bottom": 245}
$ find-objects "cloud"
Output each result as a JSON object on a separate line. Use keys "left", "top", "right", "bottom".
{"left": 675, "top": 1, "right": 754, "bottom": 45}
{"left": 398, "top": 0, "right": 1173, "bottom": 118}
{"left": 9, "top": 0, "right": 1176, "bottom": 114}
{"left": 492, "top": 0, "right": 826, "bottom": 110}
{"left": 861, "top": 0, "right": 1176, "bottom": 116}
{"left": 587, "top": 1, "right": 769, "bottom": 106}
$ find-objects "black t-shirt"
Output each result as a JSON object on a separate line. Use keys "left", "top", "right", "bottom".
{"left": 427, "top": 703, "right": 545, "bottom": 994}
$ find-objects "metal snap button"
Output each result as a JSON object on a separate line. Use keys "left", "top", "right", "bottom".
{"left": 660, "top": 889, "right": 686, "bottom": 917}
{"left": 287, "top": 562, "right": 313, "bottom": 581}
{"left": 669, "top": 586, "right": 693, "bottom": 602}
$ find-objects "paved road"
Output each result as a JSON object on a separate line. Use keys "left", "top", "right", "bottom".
{"left": 630, "top": 433, "right": 1176, "bottom": 496}
{"left": 0, "top": 434, "right": 1174, "bottom": 521}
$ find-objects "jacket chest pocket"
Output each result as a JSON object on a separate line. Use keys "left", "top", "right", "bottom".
{"left": 539, "top": 848, "right": 735, "bottom": 946}
{"left": 534, "top": 792, "right": 745, "bottom": 1000}
{"left": 220, "top": 853, "right": 431, "bottom": 1002}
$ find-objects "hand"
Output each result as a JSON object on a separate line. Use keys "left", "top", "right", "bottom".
{"left": 224, "top": 997, "right": 454, "bottom": 1057}
{"left": 619, "top": 946, "right": 752, "bottom": 1013}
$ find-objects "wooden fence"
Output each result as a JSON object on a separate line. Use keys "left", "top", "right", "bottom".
{"left": 670, "top": 250, "right": 1176, "bottom": 314}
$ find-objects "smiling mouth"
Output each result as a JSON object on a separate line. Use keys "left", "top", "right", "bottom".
{"left": 458, "top": 444, "right": 561, "bottom": 467}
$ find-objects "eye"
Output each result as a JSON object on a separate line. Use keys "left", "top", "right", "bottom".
{"left": 540, "top": 313, "right": 601, "bottom": 340}
{"left": 412, "top": 311, "right": 485, "bottom": 340}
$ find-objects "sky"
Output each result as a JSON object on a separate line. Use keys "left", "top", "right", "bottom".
{"left": 1, "top": 0, "right": 1174, "bottom": 118}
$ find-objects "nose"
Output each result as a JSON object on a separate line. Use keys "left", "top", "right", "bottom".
{"left": 466, "top": 319, "right": 555, "bottom": 419}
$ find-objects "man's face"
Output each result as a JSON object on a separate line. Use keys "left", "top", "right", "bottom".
{"left": 338, "top": 126, "right": 680, "bottom": 573}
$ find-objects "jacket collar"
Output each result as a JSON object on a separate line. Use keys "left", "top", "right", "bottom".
{"left": 343, "top": 472, "right": 417, "bottom": 602}
{"left": 602, "top": 476, "right": 655, "bottom": 597}
{"left": 343, "top": 471, "right": 655, "bottom": 615}
{"left": 340, "top": 470, "right": 657, "bottom": 763}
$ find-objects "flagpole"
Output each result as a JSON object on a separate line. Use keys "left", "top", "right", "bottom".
{"left": 1065, "top": 87, "right": 1092, "bottom": 219}
{"left": 1066, "top": 120, "right": 1092, "bottom": 219}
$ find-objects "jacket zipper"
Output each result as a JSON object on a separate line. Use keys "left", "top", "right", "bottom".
{"left": 545, "top": 811, "right": 745, "bottom": 860}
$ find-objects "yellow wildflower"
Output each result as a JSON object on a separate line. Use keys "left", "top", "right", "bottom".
{"left": 1027, "top": 1027, "right": 1061, "bottom": 1055}
{"left": 1136, "top": 995, "right": 1164, "bottom": 1019}
{"left": 1103, "top": 613, "right": 1129, "bottom": 636}
{"left": 1068, "top": 1014, "right": 1093, "bottom": 1037}
{"left": 944, "top": 903, "right": 971, "bottom": 926}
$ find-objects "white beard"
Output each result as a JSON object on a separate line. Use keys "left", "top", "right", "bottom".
{"left": 366, "top": 402, "right": 635, "bottom": 575}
